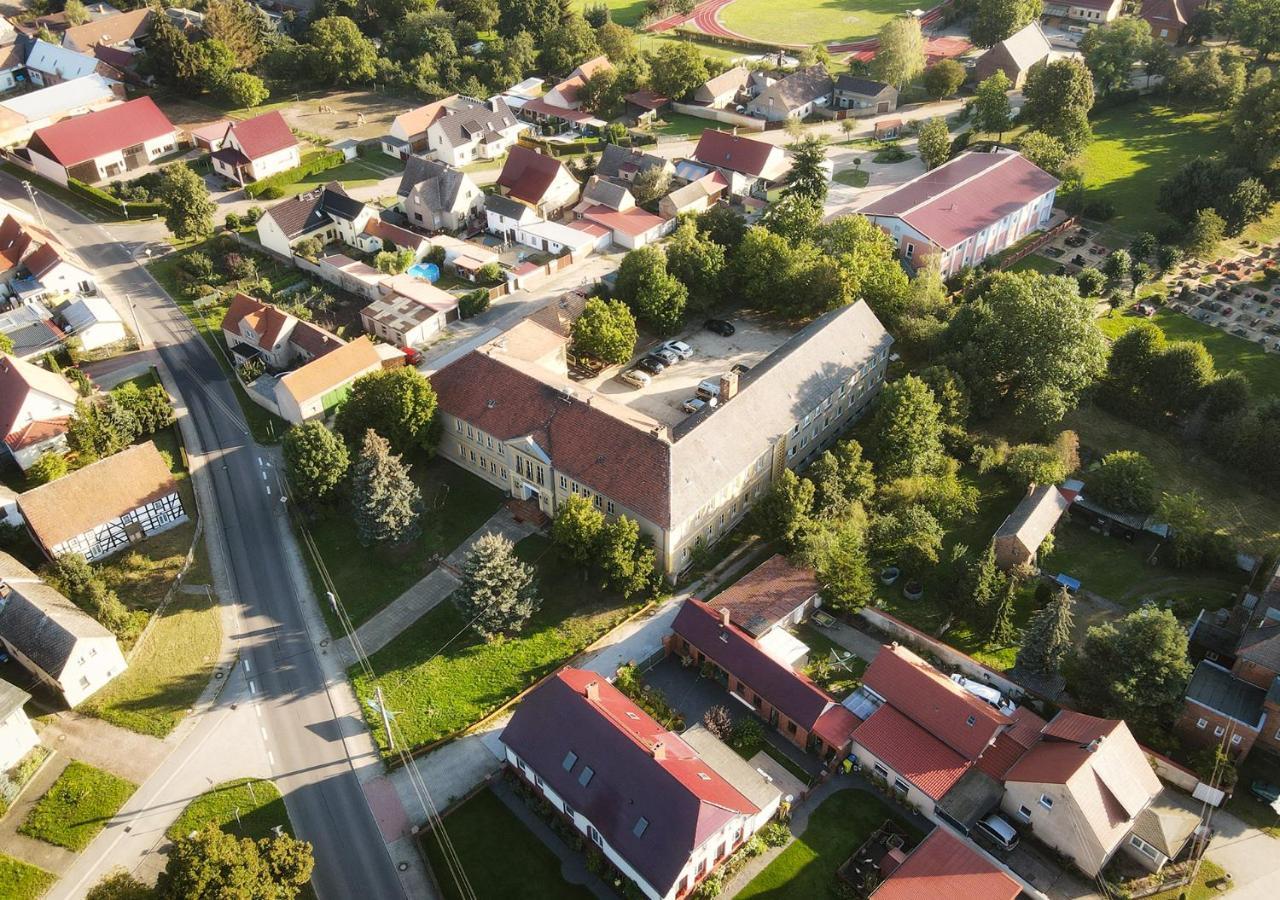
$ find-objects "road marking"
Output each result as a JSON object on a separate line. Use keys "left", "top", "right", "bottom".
{"left": 248, "top": 680, "right": 256, "bottom": 694}
{"left": 265, "top": 485, "right": 271, "bottom": 496}
{"left": 261, "top": 727, "right": 268, "bottom": 740}
{"left": 257, "top": 456, "right": 263, "bottom": 466}
{"left": 261, "top": 470, "right": 267, "bottom": 480}
{"left": 243, "top": 658, "right": 251, "bottom": 672}
{"left": 255, "top": 705, "right": 262, "bottom": 719}
{"left": 268, "top": 751, "right": 275, "bottom": 767}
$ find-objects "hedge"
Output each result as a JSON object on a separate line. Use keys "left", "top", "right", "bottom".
{"left": 244, "top": 149, "right": 346, "bottom": 199}
{"left": 518, "top": 136, "right": 603, "bottom": 157}
{"left": 672, "top": 26, "right": 787, "bottom": 54}
{"left": 67, "top": 178, "right": 164, "bottom": 218}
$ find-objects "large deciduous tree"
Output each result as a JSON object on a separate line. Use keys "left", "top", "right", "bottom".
{"left": 1231, "top": 77, "right": 1280, "bottom": 177}
{"left": 870, "top": 375, "right": 947, "bottom": 479}
{"left": 753, "top": 469, "right": 815, "bottom": 550}
{"left": 649, "top": 42, "right": 709, "bottom": 102}
{"left": 335, "top": 367, "right": 439, "bottom": 457}
{"left": 308, "top": 16, "right": 378, "bottom": 84}
{"left": 1225, "top": 0, "right": 1280, "bottom": 62}
{"left": 922, "top": 58, "right": 966, "bottom": 100}
{"left": 156, "top": 824, "right": 314, "bottom": 900}
{"left": 1088, "top": 450, "right": 1157, "bottom": 515}
{"left": 1020, "top": 58, "right": 1094, "bottom": 154}
{"left": 458, "top": 532, "right": 540, "bottom": 638}
{"left": 970, "top": 0, "right": 1043, "bottom": 48}
{"left": 869, "top": 505, "right": 944, "bottom": 573}
{"left": 916, "top": 117, "right": 951, "bottom": 170}
{"left": 571, "top": 297, "right": 637, "bottom": 365}
{"left": 350, "top": 429, "right": 423, "bottom": 546}
{"left": 971, "top": 71, "right": 1013, "bottom": 140}
{"left": 598, "top": 516, "right": 657, "bottom": 598}
{"left": 283, "top": 422, "right": 350, "bottom": 504}
{"left": 551, "top": 494, "right": 604, "bottom": 568}
{"left": 869, "top": 16, "right": 924, "bottom": 88}
{"left": 204, "top": 0, "right": 265, "bottom": 69}
{"left": 157, "top": 164, "right": 215, "bottom": 240}
{"left": 1081, "top": 17, "right": 1153, "bottom": 96}
{"left": 540, "top": 13, "right": 600, "bottom": 75}
{"left": 664, "top": 217, "right": 726, "bottom": 314}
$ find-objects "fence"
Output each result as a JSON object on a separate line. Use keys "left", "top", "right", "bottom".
{"left": 996, "top": 215, "right": 1078, "bottom": 272}
{"left": 670, "top": 101, "right": 766, "bottom": 132}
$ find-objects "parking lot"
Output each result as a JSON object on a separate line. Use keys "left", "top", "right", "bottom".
{"left": 581, "top": 312, "right": 797, "bottom": 428}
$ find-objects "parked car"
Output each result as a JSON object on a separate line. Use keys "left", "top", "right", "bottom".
{"left": 696, "top": 379, "right": 721, "bottom": 401}
{"left": 652, "top": 347, "right": 680, "bottom": 366}
{"left": 619, "top": 368, "right": 651, "bottom": 388}
{"left": 635, "top": 356, "right": 666, "bottom": 375}
{"left": 704, "top": 318, "right": 735, "bottom": 336}
{"left": 660, "top": 339, "right": 693, "bottom": 360}
{"left": 1250, "top": 781, "right": 1280, "bottom": 805}
{"left": 975, "top": 814, "right": 1019, "bottom": 852}
{"left": 681, "top": 397, "right": 716, "bottom": 414}
{"left": 730, "top": 363, "right": 751, "bottom": 375}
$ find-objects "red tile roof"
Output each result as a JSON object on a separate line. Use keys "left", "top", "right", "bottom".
{"left": 0, "top": 215, "right": 33, "bottom": 271}
{"left": 975, "top": 732, "right": 1031, "bottom": 782}
{"left": 227, "top": 111, "right": 296, "bottom": 161}
{"left": 0, "top": 354, "right": 78, "bottom": 446}
{"left": 860, "top": 150, "right": 1059, "bottom": 251}
{"left": 708, "top": 554, "right": 821, "bottom": 636}
{"left": 580, "top": 205, "right": 666, "bottom": 239}
{"left": 861, "top": 644, "right": 1009, "bottom": 760}
{"left": 21, "top": 243, "right": 64, "bottom": 279}
{"left": 693, "top": 129, "right": 779, "bottom": 178}
{"left": 500, "top": 668, "right": 757, "bottom": 896}
{"left": 812, "top": 704, "right": 860, "bottom": 749}
{"left": 29, "top": 96, "right": 175, "bottom": 167}
{"left": 498, "top": 145, "right": 570, "bottom": 206}
{"left": 220, "top": 292, "right": 293, "bottom": 350}
{"left": 363, "top": 218, "right": 427, "bottom": 250}
{"left": 872, "top": 829, "right": 1021, "bottom": 900}
{"left": 853, "top": 705, "right": 971, "bottom": 800}
{"left": 549, "top": 55, "right": 612, "bottom": 106}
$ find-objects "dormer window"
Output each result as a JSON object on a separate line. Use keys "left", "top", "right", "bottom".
{"left": 562, "top": 751, "right": 577, "bottom": 771}
{"left": 966, "top": 714, "right": 976, "bottom": 727}
{"left": 633, "top": 817, "right": 649, "bottom": 837}
{"left": 578, "top": 766, "right": 594, "bottom": 787}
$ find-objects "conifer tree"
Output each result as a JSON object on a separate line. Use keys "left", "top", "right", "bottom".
{"left": 457, "top": 533, "right": 540, "bottom": 639}
{"left": 350, "top": 429, "right": 422, "bottom": 546}
{"left": 989, "top": 577, "right": 1018, "bottom": 646}
{"left": 968, "top": 542, "right": 1006, "bottom": 618}
{"left": 1016, "top": 586, "right": 1075, "bottom": 676}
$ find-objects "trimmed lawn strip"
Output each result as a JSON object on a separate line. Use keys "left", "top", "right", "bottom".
{"left": 643, "top": 112, "right": 717, "bottom": 138}
{"left": 277, "top": 159, "right": 384, "bottom": 197}
{"left": 353, "top": 535, "right": 640, "bottom": 751}
{"left": 168, "top": 778, "right": 288, "bottom": 842}
{"left": 81, "top": 588, "right": 222, "bottom": 737}
{"left": 424, "top": 787, "right": 593, "bottom": 900}
{"left": 19, "top": 761, "right": 137, "bottom": 851}
{"left": 833, "top": 169, "right": 870, "bottom": 188}
{"left": 1145, "top": 860, "right": 1227, "bottom": 900}
{"left": 737, "top": 788, "right": 925, "bottom": 899}
{"left": 0, "top": 853, "right": 55, "bottom": 900}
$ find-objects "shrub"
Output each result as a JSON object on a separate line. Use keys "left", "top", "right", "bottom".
{"left": 702, "top": 705, "right": 733, "bottom": 740}
{"left": 1082, "top": 199, "right": 1116, "bottom": 220}
{"left": 459, "top": 288, "right": 490, "bottom": 318}
{"left": 224, "top": 211, "right": 242, "bottom": 231}
{"left": 760, "top": 822, "right": 791, "bottom": 848}
{"left": 243, "top": 149, "right": 345, "bottom": 199}
{"left": 728, "top": 716, "right": 764, "bottom": 754}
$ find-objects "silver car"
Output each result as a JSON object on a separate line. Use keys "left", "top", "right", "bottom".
{"left": 661, "top": 340, "right": 694, "bottom": 360}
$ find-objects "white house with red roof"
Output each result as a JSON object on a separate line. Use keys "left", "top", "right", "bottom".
{"left": 688, "top": 130, "right": 789, "bottom": 198}
{"left": 0, "top": 353, "right": 79, "bottom": 471}
{"left": 24, "top": 95, "right": 177, "bottom": 185}
{"left": 501, "top": 667, "right": 778, "bottom": 900}
{"left": 495, "top": 144, "right": 580, "bottom": 218}
{"left": 516, "top": 55, "right": 612, "bottom": 134}
{"left": 860, "top": 149, "right": 1059, "bottom": 275}
{"left": 1044, "top": 0, "right": 1123, "bottom": 25}
{"left": 209, "top": 111, "right": 300, "bottom": 185}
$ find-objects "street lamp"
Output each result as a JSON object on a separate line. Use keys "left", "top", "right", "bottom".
{"left": 22, "top": 180, "right": 47, "bottom": 229}
{"left": 125, "top": 292, "right": 145, "bottom": 350}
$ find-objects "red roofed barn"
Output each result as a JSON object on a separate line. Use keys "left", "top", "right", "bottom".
{"left": 209, "top": 111, "right": 300, "bottom": 185}
{"left": 25, "top": 96, "right": 178, "bottom": 186}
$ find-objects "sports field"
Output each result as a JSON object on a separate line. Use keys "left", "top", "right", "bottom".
{"left": 719, "top": 0, "right": 919, "bottom": 46}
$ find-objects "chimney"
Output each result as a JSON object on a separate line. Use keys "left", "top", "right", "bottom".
{"left": 719, "top": 370, "right": 739, "bottom": 402}
{"left": 720, "top": 607, "right": 731, "bottom": 627}
{"left": 652, "top": 740, "right": 666, "bottom": 760}
{"left": 584, "top": 680, "right": 599, "bottom": 701}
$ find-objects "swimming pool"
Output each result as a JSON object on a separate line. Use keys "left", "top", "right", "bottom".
{"left": 407, "top": 262, "right": 441, "bottom": 282}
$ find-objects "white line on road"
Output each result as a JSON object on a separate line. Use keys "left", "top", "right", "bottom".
{"left": 261, "top": 470, "right": 267, "bottom": 480}
{"left": 248, "top": 680, "right": 256, "bottom": 694}
{"left": 265, "top": 485, "right": 271, "bottom": 496}
{"left": 257, "top": 456, "right": 262, "bottom": 466}
{"left": 268, "top": 751, "right": 275, "bottom": 767}
{"left": 261, "top": 727, "right": 268, "bottom": 740}
{"left": 243, "top": 658, "right": 251, "bottom": 672}
{"left": 255, "top": 705, "right": 262, "bottom": 718}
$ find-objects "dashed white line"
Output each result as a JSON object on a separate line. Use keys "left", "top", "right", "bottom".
{"left": 265, "top": 485, "right": 271, "bottom": 496}
{"left": 267, "top": 751, "right": 275, "bottom": 767}
{"left": 248, "top": 680, "right": 256, "bottom": 695}
{"left": 255, "top": 705, "right": 262, "bottom": 719}
{"left": 261, "top": 727, "right": 269, "bottom": 740}
{"left": 257, "top": 456, "right": 263, "bottom": 466}
{"left": 243, "top": 658, "right": 251, "bottom": 672}
{"left": 261, "top": 470, "right": 267, "bottom": 480}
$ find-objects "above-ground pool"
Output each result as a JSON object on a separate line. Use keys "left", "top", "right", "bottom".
{"left": 407, "top": 262, "right": 441, "bottom": 282}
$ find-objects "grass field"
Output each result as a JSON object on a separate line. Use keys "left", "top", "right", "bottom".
{"left": 833, "top": 169, "right": 870, "bottom": 188}
{"left": 719, "top": 0, "right": 918, "bottom": 46}
{"left": 81, "top": 588, "right": 222, "bottom": 737}
{"left": 737, "top": 789, "right": 924, "bottom": 899}
{"left": 424, "top": 788, "right": 593, "bottom": 900}
{"left": 1080, "top": 104, "right": 1228, "bottom": 235}
{"left": 353, "top": 535, "right": 640, "bottom": 751}
{"left": 19, "top": 761, "right": 137, "bottom": 851}
{"left": 637, "top": 31, "right": 746, "bottom": 63}
{"left": 278, "top": 158, "right": 386, "bottom": 197}
{"left": 644, "top": 112, "right": 716, "bottom": 138}
{"left": 576, "top": 0, "right": 648, "bottom": 27}
{"left": 168, "top": 778, "right": 289, "bottom": 842}
{"left": 0, "top": 854, "right": 55, "bottom": 900}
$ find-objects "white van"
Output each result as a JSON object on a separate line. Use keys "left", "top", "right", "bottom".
{"left": 976, "top": 814, "right": 1019, "bottom": 852}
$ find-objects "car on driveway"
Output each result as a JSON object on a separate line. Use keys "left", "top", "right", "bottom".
{"left": 652, "top": 347, "right": 680, "bottom": 366}
{"left": 619, "top": 368, "right": 651, "bottom": 388}
{"left": 635, "top": 355, "right": 666, "bottom": 375}
{"left": 1250, "top": 781, "right": 1280, "bottom": 804}
{"left": 681, "top": 397, "right": 715, "bottom": 414}
{"left": 660, "top": 340, "right": 693, "bottom": 360}
{"left": 704, "top": 318, "right": 735, "bottom": 336}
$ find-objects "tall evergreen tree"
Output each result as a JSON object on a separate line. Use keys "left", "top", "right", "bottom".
{"left": 457, "top": 533, "right": 540, "bottom": 639}
{"left": 783, "top": 135, "right": 830, "bottom": 203}
{"left": 1016, "top": 586, "right": 1075, "bottom": 676}
{"left": 350, "top": 429, "right": 422, "bottom": 546}
{"left": 968, "top": 542, "right": 1006, "bottom": 619}
{"left": 988, "top": 577, "right": 1018, "bottom": 645}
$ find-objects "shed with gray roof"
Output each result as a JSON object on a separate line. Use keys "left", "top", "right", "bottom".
{"left": 993, "top": 484, "right": 1070, "bottom": 571}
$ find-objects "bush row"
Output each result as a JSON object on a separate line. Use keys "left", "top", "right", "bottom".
{"left": 244, "top": 149, "right": 345, "bottom": 199}
{"left": 67, "top": 178, "right": 164, "bottom": 218}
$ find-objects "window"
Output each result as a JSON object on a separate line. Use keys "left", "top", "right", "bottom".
{"left": 873, "top": 762, "right": 889, "bottom": 778}
{"left": 589, "top": 826, "right": 603, "bottom": 847}
{"left": 1039, "top": 794, "right": 1053, "bottom": 810}
{"left": 1231, "top": 734, "right": 1242, "bottom": 746}
{"left": 1130, "top": 835, "right": 1160, "bottom": 861}
{"left": 966, "top": 715, "right": 976, "bottom": 727}
{"left": 456, "top": 420, "right": 463, "bottom": 433}
{"left": 564, "top": 801, "right": 574, "bottom": 817}
{"left": 578, "top": 766, "right": 595, "bottom": 787}
{"left": 562, "top": 751, "right": 578, "bottom": 771}
{"left": 560, "top": 476, "right": 567, "bottom": 489}
{"left": 1214, "top": 725, "right": 1225, "bottom": 737}
{"left": 633, "top": 817, "right": 649, "bottom": 838}
{"left": 893, "top": 778, "right": 909, "bottom": 794}
{"left": 516, "top": 758, "right": 526, "bottom": 773}
{"left": 607, "top": 501, "right": 614, "bottom": 514}
{"left": 787, "top": 721, "right": 797, "bottom": 735}
{"left": 1196, "top": 718, "right": 1208, "bottom": 729}
{"left": 1017, "top": 805, "right": 1032, "bottom": 821}
{"left": 594, "top": 495, "right": 602, "bottom": 509}
{"left": 535, "top": 775, "right": 544, "bottom": 788}
{"left": 467, "top": 425, "right": 473, "bottom": 439}
{"left": 905, "top": 243, "right": 915, "bottom": 258}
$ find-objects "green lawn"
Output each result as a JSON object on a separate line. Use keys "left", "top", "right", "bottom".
{"left": 305, "top": 458, "right": 505, "bottom": 629}
{"left": 833, "top": 169, "right": 870, "bottom": 188}
{"left": 719, "top": 0, "right": 918, "bottom": 46}
{"left": 644, "top": 112, "right": 713, "bottom": 138}
{"left": 81, "top": 588, "right": 222, "bottom": 737}
{"left": 19, "top": 761, "right": 137, "bottom": 851}
{"left": 637, "top": 31, "right": 747, "bottom": 63}
{"left": 278, "top": 159, "right": 386, "bottom": 197}
{"left": 794, "top": 622, "right": 866, "bottom": 696}
{"left": 168, "top": 779, "right": 289, "bottom": 842}
{"left": 424, "top": 787, "right": 593, "bottom": 900}
{"left": 1007, "top": 253, "right": 1061, "bottom": 275}
{"left": 353, "top": 535, "right": 640, "bottom": 751}
{"left": 0, "top": 854, "right": 55, "bottom": 900}
{"left": 575, "top": 0, "right": 649, "bottom": 27}
{"left": 737, "top": 789, "right": 924, "bottom": 899}
{"left": 1080, "top": 104, "right": 1228, "bottom": 235}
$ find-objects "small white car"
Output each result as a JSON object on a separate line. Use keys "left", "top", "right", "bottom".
{"left": 661, "top": 339, "right": 694, "bottom": 360}
{"left": 619, "top": 369, "right": 651, "bottom": 388}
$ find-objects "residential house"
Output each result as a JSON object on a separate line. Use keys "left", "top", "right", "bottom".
{"left": 484, "top": 192, "right": 541, "bottom": 240}
{"left": 669, "top": 598, "right": 860, "bottom": 762}
{"left": 359, "top": 274, "right": 458, "bottom": 348}
{"left": 491, "top": 76, "right": 544, "bottom": 113}
{"left": 256, "top": 182, "right": 374, "bottom": 258}
{"left": 871, "top": 828, "right": 1021, "bottom": 900}
{"left": 0, "top": 74, "right": 123, "bottom": 147}
{"left": 689, "top": 130, "right": 790, "bottom": 198}
{"left": 830, "top": 75, "right": 898, "bottom": 116}
{"left": 8, "top": 242, "right": 96, "bottom": 306}
{"left": 658, "top": 171, "right": 727, "bottom": 220}
{"left": 398, "top": 157, "right": 483, "bottom": 232}
{"left": 705, "top": 554, "right": 822, "bottom": 666}
{"left": 1001, "top": 711, "right": 1162, "bottom": 877}
{"left": 424, "top": 95, "right": 525, "bottom": 167}
{"left": 992, "top": 484, "right": 1071, "bottom": 571}
{"left": 431, "top": 298, "right": 891, "bottom": 576}
{"left": 0, "top": 552, "right": 128, "bottom": 708}
{"left": 745, "top": 66, "right": 833, "bottom": 122}
{"left": 0, "top": 303, "right": 63, "bottom": 360}
{"left": 595, "top": 143, "right": 673, "bottom": 185}
{"left": 1043, "top": 0, "right": 1124, "bottom": 25}
{"left": 0, "top": 678, "right": 38, "bottom": 770}
{"left": 577, "top": 205, "right": 667, "bottom": 250}
{"left": 1122, "top": 788, "right": 1205, "bottom": 873}
{"left": 972, "top": 22, "right": 1053, "bottom": 90}
{"left": 0, "top": 41, "right": 22, "bottom": 94}
{"left": 495, "top": 145, "right": 580, "bottom": 218}
{"left": 18, "top": 442, "right": 187, "bottom": 562}
{"left": 25, "top": 96, "right": 178, "bottom": 185}
{"left": 59, "top": 8, "right": 153, "bottom": 54}
{"left": 517, "top": 56, "right": 612, "bottom": 134}
{"left": 23, "top": 39, "right": 120, "bottom": 87}
{"left": 220, "top": 292, "right": 342, "bottom": 371}
{"left": 275, "top": 336, "right": 384, "bottom": 424}
{"left": 512, "top": 219, "right": 599, "bottom": 257}
{"left": 1141, "top": 0, "right": 1206, "bottom": 43}
{"left": 500, "top": 667, "right": 777, "bottom": 900}
{"left": 860, "top": 150, "right": 1060, "bottom": 275}
{"left": 575, "top": 175, "right": 635, "bottom": 214}
{"left": 60, "top": 295, "right": 125, "bottom": 351}
{"left": 381, "top": 96, "right": 454, "bottom": 158}
{"left": 1175, "top": 660, "right": 1269, "bottom": 760}
{"left": 692, "top": 66, "right": 751, "bottom": 109}
{"left": 0, "top": 353, "right": 78, "bottom": 471}
{"left": 209, "top": 111, "right": 300, "bottom": 185}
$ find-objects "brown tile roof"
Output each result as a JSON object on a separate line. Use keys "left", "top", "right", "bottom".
{"left": 261, "top": 182, "right": 351, "bottom": 239}
{"left": 220, "top": 292, "right": 293, "bottom": 350}
{"left": 363, "top": 217, "right": 427, "bottom": 250}
{"left": 21, "top": 242, "right": 64, "bottom": 279}
{"left": 498, "top": 145, "right": 570, "bottom": 206}
{"left": 0, "top": 215, "right": 34, "bottom": 272}
{"left": 853, "top": 704, "right": 971, "bottom": 800}
{"left": 994, "top": 484, "right": 1069, "bottom": 550}
{"left": 430, "top": 350, "right": 672, "bottom": 526}
{"left": 391, "top": 96, "right": 454, "bottom": 140}
{"left": 693, "top": 129, "right": 781, "bottom": 178}
{"left": 279, "top": 336, "right": 380, "bottom": 405}
{"left": 872, "top": 829, "right": 1021, "bottom": 900}
{"left": 18, "top": 442, "right": 177, "bottom": 550}
{"left": 549, "top": 55, "right": 612, "bottom": 106}
{"left": 1237, "top": 624, "right": 1280, "bottom": 673}
{"left": 0, "top": 353, "right": 78, "bottom": 443}
{"left": 707, "top": 554, "right": 820, "bottom": 637}
{"left": 227, "top": 110, "right": 296, "bottom": 160}
{"left": 60, "top": 8, "right": 152, "bottom": 49}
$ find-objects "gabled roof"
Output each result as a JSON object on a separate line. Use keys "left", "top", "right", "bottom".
{"left": 752, "top": 65, "right": 834, "bottom": 111}
{"left": 580, "top": 175, "right": 633, "bottom": 211}
{"left": 484, "top": 192, "right": 539, "bottom": 222}
{"left": 853, "top": 704, "right": 970, "bottom": 800}
{"left": 430, "top": 96, "right": 520, "bottom": 147}
{"left": 1140, "top": 0, "right": 1191, "bottom": 27}
{"left": 872, "top": 828, "right": 1021, "bottom": 900}
{"left": 596, "top": 143, "right": 670, "bottom": 180}
{"left": 221, "top": 292, "right": 294, "bottom": 350}
{"left": 227, "top": 111, "right": 296, "bottom": 161}
{"left": 708, "top": 554, "right": 821, "bottom": 637}
{"left": 995, "top": 484, "right": 1069, "bottom": 550}
{"left": 1129, "top": 788, "right": 1201, "bottom": 858}
{"left": 0, "top": 303, "right": 62, "bottom": 358}
{"left": 390, "top": 96, "right": 453, "bottom": 140}
{"left": 985, "top": 22, "right": 1053, "bottom": 72}
{"left": 0, "top": 353, "right": 78, "bottom": 441}
{"left": 860, "top": 150, "right": 1059, "bottom": 250}
{"left": 497, "top": 145, "right": 572, "bottom": 206}
{"left": 833, "top": 74, "right": 893, "bottom": 97}
{"left": 696, "top": 66, "right": 750, "bottom": 100}
{"left": 0, "top": 677, "right": 29, "bottom": 720}
{"left": 397, "top": 156, "right": 472, "bottom": 208}
{"left": 19, "top": 442, "right": 178, "bottom": 549}
{"left": 1236, "top": 624, "right": 1280, "bottom": 674}
{"left": 692, "top": 130, "right": 786, "bottom": 180}
{"left": 363, "top": 217, "right": 426, "bottom": 250}
{"left": 0, "top": 552, "right": 115, "bottom": 679}
{"left": 261, "top": 182, "right": 356, "bottom": 239}
{"left": 1, "top": 74, "right": 118, "bottom": 124}
{"left": 24, "top": 39, "right": 102, "bottom": 80}
{"left": 21, "top": 242, "right": 67, "bottom": 279}
{"left": 28, "top": 96, "right": 174, "bottom": 167}
{"left": 1183, "top": 660, "right": 1266, "bottom": 726}
{"left": 580, "top": 205, "right": 664, "bottom": 239}
{"left": 278, "top": 336, "right": 380, "bottom": 405}
{"left": 547, "top": 55, "right": 612, "bottom": 107}
{"left": 0, "top": 215, "right": 33, "bottom": 271}
{"left": 500, "top": 668, "right": 757, "bottom": 897}
{"left": 60, "top": 8, "right": 151, "bottom": 49}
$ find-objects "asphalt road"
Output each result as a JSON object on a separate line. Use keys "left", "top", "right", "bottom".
{"left": 0, "top": 178, "right": 407, "bottom": 899}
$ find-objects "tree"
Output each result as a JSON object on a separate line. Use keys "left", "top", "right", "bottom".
{"left": 613, "top": 245, "right": 665, "bottom": 305}
{"left": 66, "top": 396, "right": 136, "bottom": 461}
{"left": 0, "top": 332, "right": 11, "bottom": 355}
{"left": 870, "top": 375, "right": 947, "bottom": 478}
{"left": 497, "top": 0, "right": 564, "bottom": 40}
{"left": 350, "top": 429, "right": 422, "bottom": 546}
{"left": 1082, "top": 17, "right": 1153, "bottom": 96}
{"left": 753, "top": 469, "right": 814, "bottom": 549}
{"left": 1016, "top": 131, "right": 1069, "bottom": 177}
{"left": 971, "top": 71, "right": 1013, "bottom": 140}
{"left": 870, "top": 505, "right": 944, "bottom": 573}
{"left": 1231, "top": 77, "right": 1280, "bottom": 176}
{"left": 283, "top": 422, "right": 350, "bottom": 504}
{"left": 308, "top": 17, "right": 378, "bottom": 84}
{"left": 335, "top": 367, "right": 438, "bottom": 457}
{"left": 541, "top": 13, "right": 600, "bottom": 75}
{"left": 808, "top": 439, "right": 876, "bottom": 517}
{"left": 1016, "top": 586, "right": 1074, "bottom": 676}
{"left": 1225, "top": 0, "right": 1280, "bottom": 62}
{"left": 157, "top": 164, "right": 215, "bottom": 240}
{"left": 1104, "top": 319, "right": 1164, "bottom": 406}
{"left": 157, "top": 824, "right": 313, "bottom": 900}
{"left": 630, "top": 165, "right": 672, "bottom": 205}
{"left": 1102, "top": 248, "right": 1131, "bottom": 286}
{"left": 64, "top": 0, "right": 90, "bottom": 25}
{"left": 971, "top": 0, "right": 1042, "bottom": 47}
{"left": 916, "top": 117, "right": 951, "bottom": 170}
{"left": 1075, "top": 267, "right": 1105, "bottom": 298}
{"left": 596, "top": 20, "right": 635, "bottom": 62}
{"left": 86, "top": 869, "right": 151, "bottom": 900}
{"left": 799, "top": 513, "right": 874, "bottom": 613}
{"left": 27, "top": 451, "right": 68, "bottom": 485}
{"left": 1089, "top": 450, "right": 1157, "bottom": 514}
{"left": 1158, "top": 159, "right": 1270, "bottom": 233}
{"left": 219, "top": 71, "right": 269, "bottom": 108}
{"left": 632, "top": 266, "right": 687, "bottom": 335}
{"left": 1065, "top": 607, "right": 1192, "bottom": 726}
{"left": 664, "top": 218, "right": 725, "bottom": 314}
{"left": 598, "top": 516, "right": 656, "bottom": 598}
{"left": 649, "top": 42, "right": 709, "bottom": 102}
{"left": 697, "top": 205, "right": 747, "bottom": 253}
{"left": 571, "top": 297, "right": 637, "bottom": 365}
{"left": 1187, "top": 208, "right": 1226, "bottom": 258}
{"left": 784, "top": 135, "right": 829, "bottom": 203}
{"left": 457, "top": 532, "right": 540, "bottom": 638}
{"left": 966, "top": 542, "right": 1006, "bottom": 618}
{"left": 1020, "top": 58, "right": 1094, "bottom": 154}
{"left": 922, "top": 58, "right": 965, "bottom": 99}
{"left": 552, "top": 494, "right": 604, "bottom": 567}
{"left": 1130, "top": 231, "right": 1157, "bottom": 262}
{"left": 988, "top": 577, "right": 1018, "bottom": 645}
{"left": 869, "top": 16, "right": 924, "bottom": 88}
{"left": 1151, "top": 341, "right": 1215, "bottom": 417}
{"left": 1160, "top": 491, "right": 1237, "bottom": 571}
{"left": 204, "top": 0, "right": 265, "bottom": 69}
{"left": 1003, "top": 443, "right": 1069, "bottom": 488}
{"left": 703, "top": 705, "right": 733, "bottom": 740}
{"left": 453, "top": 0, "right": 500, "bottom": 31}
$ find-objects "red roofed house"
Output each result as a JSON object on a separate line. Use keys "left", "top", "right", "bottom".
{"left": 220, "top": 292, "right": 342, "bottom": 371}
{"left": 0, "top": 353, "right": 78, "bottom": 471}
{"left": 578, "top": 204, "right": 668, "bottom": 250}
{"left": 516, "top": 55, "right": 612, "bottom": 135}
{"left": 25, "top": 96, "right": 177, "bottom": 186}
{"left": 501, "top": 667, "right": 778, "bottom": 900}
{"left": 209, "top": 111, "right": 300, "bottom": 185}
{"left": 860, "top": 149, "right": 1059, "bottom": 275}
{"left": 1140, "top": 0, "right": 1207, "bottom": 43}
{"left": 690, "top": 130, "right": 789, "bottom": 198}
{"left": 871, "top": 828, "right": 1021, "bottom": 900}
{"left": 495, "top": 144, "right": 580, "bottom": 218}
{"left": 669, "top": 597, "right": 860, "bottom": 764}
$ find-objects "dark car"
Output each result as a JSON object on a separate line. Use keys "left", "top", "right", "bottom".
{"left": 705, "top": 318, "right": 735, "bottom": 336}
{"left": 1250, "top": 781, "right": 1280, "bottom": 805}
{"left": 635, "top": 355, "right": 667, "bottom": 375}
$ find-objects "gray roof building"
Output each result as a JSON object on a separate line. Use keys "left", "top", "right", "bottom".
{"left": 595, "top": 143, "right": 671, "bottom": 181}
{"left": 0, "top": 302, "right": 62, "bottom": 359}
{"left": 993, "top": 484, "right": 1070, "bottom": 570}
{"left": 1185, "top": 660, "right": 1266, "bottom": 727}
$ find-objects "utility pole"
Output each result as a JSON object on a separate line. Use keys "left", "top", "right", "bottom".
{"left": 376, "top": 686, "right": 395, "bottom": 752}
{"left": 125, "top": 292, "right": 145, "bottom": 350}
{"left": 22, "top": 180, "right": 47, "bottom": 228}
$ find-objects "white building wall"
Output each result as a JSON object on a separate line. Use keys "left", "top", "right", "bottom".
{"left": 74, "top": 320, "right": 127, "bottom": 351}
{"left": 0, "top": 706, "right": 38, "bottom": 770}
{"left": 28, "top": 148, "right": 70, "bottom": 186}
{"left": 246, "top": 144, "right": 300, "bottom": 182}
{"left": 257, "top": 215, "right": 296, "bottom": 258}
{"left": 58, "top": 633, "right": 127, "bottom": 708}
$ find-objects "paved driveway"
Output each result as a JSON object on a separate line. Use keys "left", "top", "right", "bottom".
{"left": 1207, "top": 807, "right": 1280, "bottom": 898}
